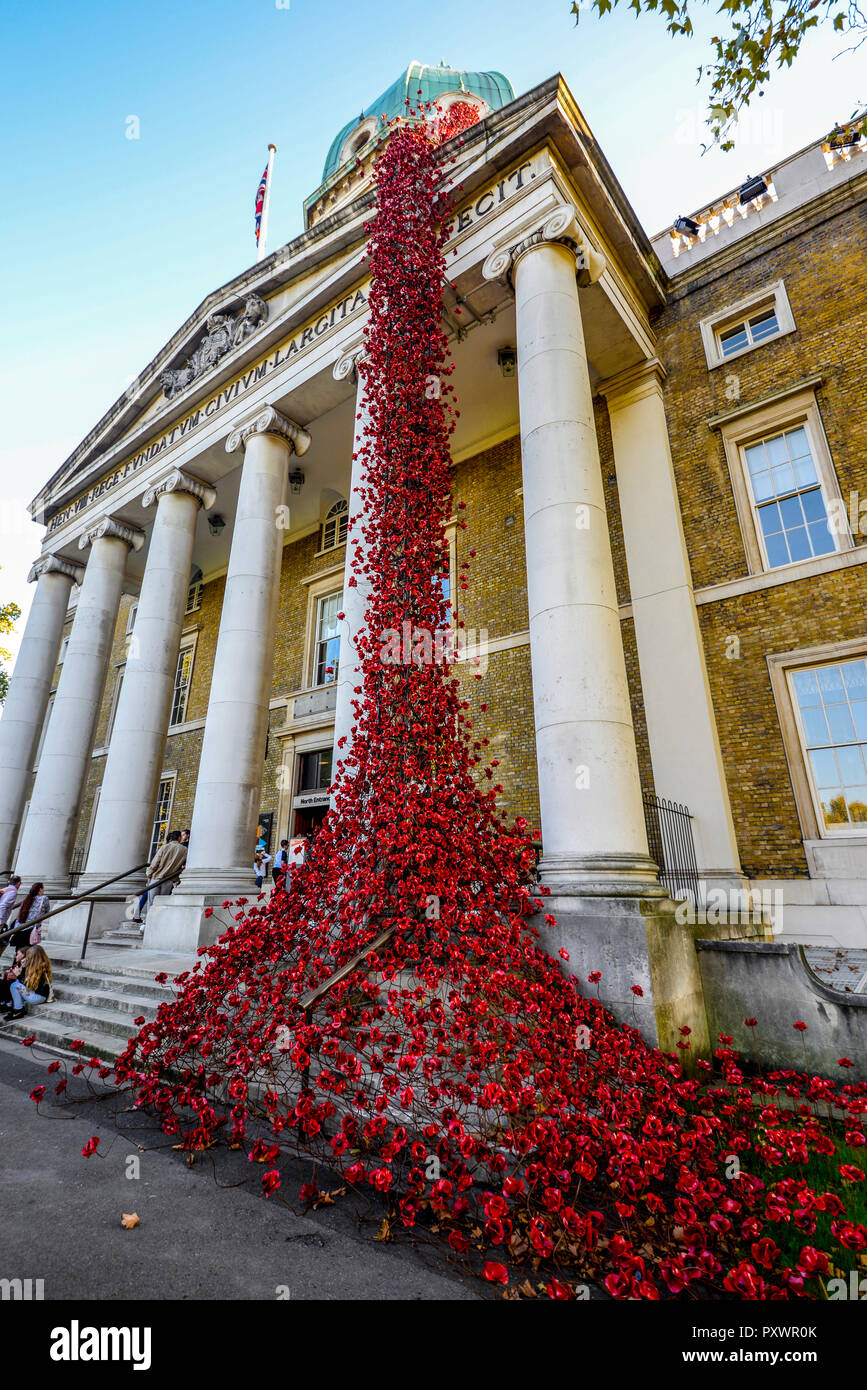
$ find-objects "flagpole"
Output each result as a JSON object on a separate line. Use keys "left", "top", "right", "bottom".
{"left": 256, "top": 143, "right": 277, "bottom": 263}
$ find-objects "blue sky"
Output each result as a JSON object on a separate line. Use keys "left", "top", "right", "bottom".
{"left": 0, "top": 0, "right": 863, "bottom": 655}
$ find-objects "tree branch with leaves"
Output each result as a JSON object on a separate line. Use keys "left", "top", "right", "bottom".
{"left": 572, "top": 0, "right": 866, "bottom": 149}
{"left": 0, "top": 572, "right": 20, "bottom": 703}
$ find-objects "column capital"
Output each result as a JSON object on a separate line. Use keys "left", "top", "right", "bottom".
{"left": 333, "top": 343, "right": 367, "bottom": 384}
{"left": 27, "top": 553, "right": 84, "bottom": 585}
{"left": 78, "top": 515, "right": 145, "bottom": 554}
{"left": 482, "top": 203, "right": 607, "bottom": 289}
{"left": 142, "top": 467, "right": 217, "bottom": 512}
{"left": 597, "top": 358, "right": 668, "bottom": 411}
{"left": 226, "top": 405, "right": 311, "bottom": 457}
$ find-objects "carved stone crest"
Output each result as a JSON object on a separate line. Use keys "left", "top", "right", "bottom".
{"left": 161, "top": 294, "right": 269, "bottom": 400}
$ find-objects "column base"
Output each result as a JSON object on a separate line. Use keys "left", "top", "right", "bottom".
{"left": 42, "top": 897, "right": 129, "bottom": 947}
{"left": 536, "top": 878, "right": 710, "bottom": 1058}
{"left": 176, "top": 865, "right": 259, "bottom": 898}
{"left": 143, "top": 892, "right": 255, "bottom": 954}
{"left": 40, "top": 878, "right": 81, "bottom": 900}
{"left": 539, "top": 851, "right": 666, "bottom": 899}
{"left": 75, "top": 872, "right": 147, "bottom": 900}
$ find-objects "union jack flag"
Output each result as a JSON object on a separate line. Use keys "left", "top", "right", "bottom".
{"left": 254, "top": 164, "right": 269, "bottom": 245}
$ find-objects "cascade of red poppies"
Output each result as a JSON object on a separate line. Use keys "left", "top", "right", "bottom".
{"left": 43, "top": 106, "right": 866, "bottom": 1301}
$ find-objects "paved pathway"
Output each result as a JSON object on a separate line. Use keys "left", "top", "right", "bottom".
{"left": 0, "top": 1038, "right": 480, "bottom": 1302}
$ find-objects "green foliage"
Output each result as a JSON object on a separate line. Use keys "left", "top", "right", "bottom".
{"left": 0, "top": 575, "right": 21, "bottom": 703}
{"left": 571, "top": 0, "right": 867, "bottom": 149}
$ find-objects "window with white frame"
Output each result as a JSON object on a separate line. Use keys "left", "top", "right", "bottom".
{"left": 434, "top": 564, "right": 451, "bottom": 615}
{"left": 170, "top": 640, "right": 196, "bottom": 725}
{"left": 790, "top": 658, "right": 867, "bottom": 833}
{"left": 126, "top": 601, "right": 138, "bottom": 634}
{"left": 58, "top": 634, "right": 69, "bottom": 665}
{"left": 106, "top": 667, "right": 125, "bottom": 742}
{"left": 700, "top": 280, "right": 795, "bottom": 369}
{"left": 149, "top": 777, "right": 175, "bottom": 858}
{"left": 718, "top": 307, "right": 780, "bottom": 358}
{"left": 435, "top": 522, "right": 457, "bottom": 631}
{"left": 34, "top": 693, "right": 55, "bottom": 769}
{"left": 321, "top": 499, "right": 348, "bottom": 553}
{"left": 742, "top": 424, "right": 836, "bottom": 569}
{"left": 717, "top": 388, "right": 848, "bottom": 576}
{"left": 313, "top": 591, "right": 341, "bottom": 686}
{"left": 82, "top": 788, "right": 100, "bottom": 863}
{"left": 186, "top": 566, "right": 203, "bottom": 615}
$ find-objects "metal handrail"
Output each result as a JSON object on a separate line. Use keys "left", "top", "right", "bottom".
{"left": 0, "top": 861, "right": 182, "bottom": 961}
{"left": 298, "top": 924, "right": 397, "bottom": 1014}
{"left": 296, "top": 922, "right": 398, "bottom": 1092}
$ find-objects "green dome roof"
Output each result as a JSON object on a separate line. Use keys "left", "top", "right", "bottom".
{"left": 321, "top": 62, "right": 515, "bottom": 181}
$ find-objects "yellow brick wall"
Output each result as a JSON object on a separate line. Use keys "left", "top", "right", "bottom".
{"left": 656, "top": 198, "right": 867, "bottom": 592}
{"left": 63, "top": 435, "right": 552, "bottom": 862}
{"left": 653, "top": 193, "right": 867, "bottom": 877}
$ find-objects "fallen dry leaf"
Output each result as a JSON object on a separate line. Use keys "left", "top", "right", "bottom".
{"left": 121, "top": 1213, "right": 139, "bottom": 1230}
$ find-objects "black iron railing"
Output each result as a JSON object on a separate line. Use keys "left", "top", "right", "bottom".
{"left": 643, "top": 793, "right": 703, "bottom": 907}
{"left": 68, "top": 846, "right": 85, "bottom": 892}
{"left": 0, "top": 861, "right": 182, "bottom": 963}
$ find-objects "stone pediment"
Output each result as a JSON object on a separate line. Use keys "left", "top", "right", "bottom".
{"left": 159, "top": 293, "right": 268, "bottom": 401}
{"left": 31, "top": 73, "right": 667, "bottom": 533}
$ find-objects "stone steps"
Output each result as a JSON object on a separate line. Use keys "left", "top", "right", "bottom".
{"left": 0, "top": 958, "right": 176, "bottom": 1061}
{"left": 99, "top": 922, "right": 145, "bottom": 949}
{"left": 50, "top": 965, "right": 172, "bottom": 1003}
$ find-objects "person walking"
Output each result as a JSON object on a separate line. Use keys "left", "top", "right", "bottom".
{"left": 253, "top": 848, "right": 271, "bottom": 889}
{"left": 142, "top": 831, "right": 187, "bottom": 931}
{"left": 272, "top": 840, "right": 290, "bottom": 886}
{"left": 2, "top": 945, "right": 53, "bottom": 1020}
{"left": 9, "top": 882, "right": 50, "bottom": 952}
{"left": 0, "top": 876, "right": 21, "bottom": 955}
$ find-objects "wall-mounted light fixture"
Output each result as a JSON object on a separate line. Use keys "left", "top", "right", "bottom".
{"left": 497, "top": 346, "right": 517, "bottom": 378}
{"left": 207, "top": 513, "right": 226, "bottom": 537}
{"left": 288, "top": 468, "right": 306, "bottom": 495}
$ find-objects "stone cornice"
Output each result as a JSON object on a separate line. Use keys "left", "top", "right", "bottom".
{"left": 663, "top": 167, "right": 867, "bottom": 299}
{"left": 33, "top": 74, "right": 666, "bottom": 524}
{"left": 141, "top": 468, "right": 217, "bottom": 512}
{"left": 226, "top": 406, "right": 312, "bottom": 457}
{"left": 481, "top": 203, "right": 607, "bottom": 288}
{"left": 27, "top": 554, "right": 85, "bottom": 585}
{"left": 706, "top": 373, "right": 824, "bottom": 431}
{"left": 78, "top": 515, "right": 145, "bottom": 553}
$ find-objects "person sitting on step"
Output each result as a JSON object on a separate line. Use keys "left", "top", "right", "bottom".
{"left": 0, "top": 947, "right": 27, "bottom": 1011}
{"left": 2, "top": 945, "right": 53, "bottom": 1020}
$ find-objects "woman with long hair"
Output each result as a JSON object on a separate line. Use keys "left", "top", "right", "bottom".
{"left": 9, "top": 882, "right": 50, "bottom": 951}
{"left": 3, "top": 945, "right": 52, "bottom": 1019}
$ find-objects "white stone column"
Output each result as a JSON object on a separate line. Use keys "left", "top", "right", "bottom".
{"left": 600, "top": 362, "right": 744, "bottom": 888}
{"left": 15, "top": 517, "right": 143, "bottom": 892}
{"left": 160, "top": 407, "right": 310, "bottom": 925}
{"left": 0, "top": 555, "right": 83, "bottom": 871}
{"left": 332, "top": 350, "right": 372, "bottom": 777}
{"left": 484, "top": 208, "right": 657, "bottom": 896}
{"left": 81, "top": 470, "right": 216, "bottom": 892}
